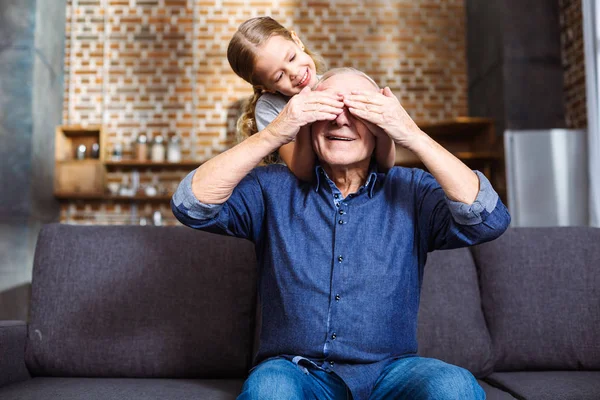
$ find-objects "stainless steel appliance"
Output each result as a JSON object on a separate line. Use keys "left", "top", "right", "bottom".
{"left": 504, "top": 129, "right": 589, "bottom": 227}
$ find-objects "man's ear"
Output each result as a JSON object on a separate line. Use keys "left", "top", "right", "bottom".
{"left": 290, "top": 31, "right": 306, "bottom": 51}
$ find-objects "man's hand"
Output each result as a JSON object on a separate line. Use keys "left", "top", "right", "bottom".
{"left": 342, "top": 87, "right": 425, "bottom": 150}
{"left": 267, "top": 86, "right": 344, "bottom": 144}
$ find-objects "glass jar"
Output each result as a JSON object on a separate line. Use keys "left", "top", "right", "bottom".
{"left": 91, "top": 142, "right": 100, "bottom": 159}
{"left": 151, "top": 135, "right": 165, "bottom": 162}
{"left": 167, "top": 135, "right": 182, "bottom": 163}
{"left": 152, "top": 210, "right": 163, "bottom": 226}
{"left": 136, "top": 134, "right": 148, "bottom": 161}
{"left": 112, "top": 143, "right": 123, "bottom": 161}
{"left": 76, "top": 144, "right": 86, "bottom": 160}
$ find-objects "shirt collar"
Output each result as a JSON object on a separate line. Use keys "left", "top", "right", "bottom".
{"left": 314, "top": 161, "right": 380, "bottom": 199}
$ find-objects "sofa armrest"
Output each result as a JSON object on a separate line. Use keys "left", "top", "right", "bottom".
{"left": 0, "top": 321, "right": 31, "bottom": 388}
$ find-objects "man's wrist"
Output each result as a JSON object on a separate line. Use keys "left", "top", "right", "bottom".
{"left": 260, "top": 123, "right": 291, "bottom": 148}
{"left": 396, "top": 129, "right": 431, "bottom": 153}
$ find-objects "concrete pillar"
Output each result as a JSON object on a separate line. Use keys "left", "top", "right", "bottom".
{"left": 0, "top": 0, "right": 66, "bottom": 320}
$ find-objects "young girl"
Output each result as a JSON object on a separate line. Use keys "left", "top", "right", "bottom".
{"left": 226, "top": 16, "right": 396, "bottom": 181}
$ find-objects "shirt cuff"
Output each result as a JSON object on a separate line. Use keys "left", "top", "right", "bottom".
{"left": 172, "top": 169, "right": 224, "bottom": 220}
{"left": 445, "top": 170, "right": 499, "bottom": 226}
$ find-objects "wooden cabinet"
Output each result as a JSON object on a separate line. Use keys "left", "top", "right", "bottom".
{"left": 54, "top": 126, "right": 106, "bottom": 196}
{"left": 54, "top": 125, "right": 202, "bottom": 202}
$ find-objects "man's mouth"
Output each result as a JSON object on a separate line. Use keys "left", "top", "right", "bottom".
{"left": 297, "top": 68, "right": 310, "bottom": 87}
{"left": 326, "top": 136, "right": 355, "bottom": 141}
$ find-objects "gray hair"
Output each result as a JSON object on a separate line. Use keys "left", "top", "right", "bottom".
{"left": 312, "top": 67, "right": 380, "bottom": 90}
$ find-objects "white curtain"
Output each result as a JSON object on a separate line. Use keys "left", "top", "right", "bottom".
{"left": 583, "top": 0, "right": 600, "bottom": 227}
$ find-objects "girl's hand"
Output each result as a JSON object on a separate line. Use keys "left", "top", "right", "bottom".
{"left": 267, "top": 86, "right": 344, "bottom": 143}
{"left": 342, "top": 87, "right": 425, "bottom": 150}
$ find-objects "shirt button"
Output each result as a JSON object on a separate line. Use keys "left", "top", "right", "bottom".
{"left": 338, "top": 220, "right": 344, "bottom": 224}
{"left": 329, "top": 360, "right": 335, "bottom": 366}
{"left": 338, "top": 255, "right": 343, "bottom": 262}
{"left": 332, "top": 333, "right": 337, "bottom": 340}
{"left": 335, "top": 294, "right": 341, "bottom": 301}
{"left": 334, "top": 194, "right": 339, "bottom": 199}
{"left": 339, "top": 210, "right": 344, "bottom": 215}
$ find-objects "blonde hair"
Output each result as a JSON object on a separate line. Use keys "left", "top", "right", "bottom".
{"left": 227, "top": 16, "right": 326, "bottom": 164}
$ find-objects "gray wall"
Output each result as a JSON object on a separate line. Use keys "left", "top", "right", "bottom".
{"left": 467, "top": 0, "right": 566, "bottom": 134}
{"left": 0, "top": 0, "right": 66, "bottom": 320}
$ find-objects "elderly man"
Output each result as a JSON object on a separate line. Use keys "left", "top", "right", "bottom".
{"left": 172, "top": 68, "right": 510, "bottom": 400}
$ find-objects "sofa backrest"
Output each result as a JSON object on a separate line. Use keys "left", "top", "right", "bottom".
{"left": 28, "top": 225, "right": 598, "bottom": 379}
{"left": 472, "top": 227, "right": 600, "bottom": 371}
{"left": 417, "top": 247, "right": 494, "bottom": 377}
{"left": 26, "top": 224, "right": 258, "bottom": 378}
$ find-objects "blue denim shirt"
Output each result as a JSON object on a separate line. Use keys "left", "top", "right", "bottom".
{"left": 171, "top": 164, "right": 511, "bottom": 400}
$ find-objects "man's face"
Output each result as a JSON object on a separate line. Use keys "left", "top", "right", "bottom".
{"left": 311, "top": 73, "right": 377, "bottom": 168}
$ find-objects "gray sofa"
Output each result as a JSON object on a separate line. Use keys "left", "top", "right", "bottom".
{"left": 0, "top": 224, "right": 599, "bottom": 399}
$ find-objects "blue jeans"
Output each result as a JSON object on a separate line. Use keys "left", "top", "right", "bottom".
{"left": 237, "top": 357, "right": 485, "bottom": 400}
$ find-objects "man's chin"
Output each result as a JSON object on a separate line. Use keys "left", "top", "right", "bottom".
{"left": 319, "top": 152, "right": 370, "bottom": 169}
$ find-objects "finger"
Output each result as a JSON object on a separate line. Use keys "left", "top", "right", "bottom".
{"left": 308, "top": 91, "right": 344, "bottom": 103}
{"left": 344, "top": 93, "right": 385, "bottom": 106}
{"left": 304, "top": 105, "right": 344, "bottom": 115}
{"left": 350, "top": 90, "right": 381, "bottom": 97}
{"left": 306, "top": 97, "right": 345, "bottom": 108}
{"left": 383, "top": 86, "right": 394, "bottom": 98}
{"left": 310, "top": 111, "right": 339, "bottom": 122}
{"left": 343, "top": 98, "right": 384, "bottom": 113}
{"left": 347, "top": 106, "right": 385, "bottom": 124}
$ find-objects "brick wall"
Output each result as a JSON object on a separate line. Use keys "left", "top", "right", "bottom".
{"left": 559, "top": 0, "right": 587, "bottom": 129}
{"left": 62, "top": 0, "right": 469, "bottom": 224}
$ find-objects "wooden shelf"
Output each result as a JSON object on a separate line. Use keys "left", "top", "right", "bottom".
{"left": 417, "top": 117, "right": 494, "bottom": 137}
{"left": 54, "top": 118, "right": 507, "bottom": 206}
{"left": 105, "top": 160, "right": 202, "bottom": 169}
{"left": 55, "top": 192, "right": 106, "bottom": 200}
{"left": 55, "top": 192, "right": 173, "bottom": 202}
{"left": 106, "top": 194, "right": 172, "bottom": 201}
{"left": 57, "top": 159, "right": 102, "bottom": 165}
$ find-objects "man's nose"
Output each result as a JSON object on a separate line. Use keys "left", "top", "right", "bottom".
{"left": 333, "top": 107, "right": 351, "bottom": 126}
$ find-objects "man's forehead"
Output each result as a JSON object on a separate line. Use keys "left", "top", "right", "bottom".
{"left": 316, "top": 73, "right": 378, "bottom": 93}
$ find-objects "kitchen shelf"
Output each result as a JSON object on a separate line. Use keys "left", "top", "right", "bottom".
{"left": 418, "top": 117, "right": 494, "bottom": 138}
{"left": 105, "top": 160, "right": 202, "bottom": 169}
{"left": 55, "top": 192, "right": 105, "bottom": 200}
{"left": 55, "top": 192, "right": 173, "bottom": 202}
{"left": 55, "top": 118, "right": 506, "bottom": 206}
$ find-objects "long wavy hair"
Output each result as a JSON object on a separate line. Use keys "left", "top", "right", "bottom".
{"left": 227, "top": 16, "right": 326, "bottom": 164}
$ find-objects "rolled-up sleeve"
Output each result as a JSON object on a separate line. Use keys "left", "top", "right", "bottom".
{"left": 416, "top": 169, "right": 511, "bottom": 252}
{"left": 171, "top": 168, "right": 266, "bottom": 242}
{"left": 171, "top": 169, "right": 223, "bottom": 221}
{"left": 445, "top": 170, "right": 498, "bottom": 226}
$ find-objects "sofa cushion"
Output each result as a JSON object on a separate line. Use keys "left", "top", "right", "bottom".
{"left": 0, "top": 377, "right": 243, "bottom": 400}
{"left": 485, "top": 371, "right": 600, "bottom": 400}
{"left": 478, "top": 381, "right": 518, "bottom": 399}
{"left": 472, "top": 227, "right": 600, "bottom": 371}
{"left": 417, "top": 247, "right": 494, "bottom": 377}
{"left": 26, "top": 224, "right": 257, "bottom": 378}
{"left": 0, "top": 321, "right": 31, "bottom": 388}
